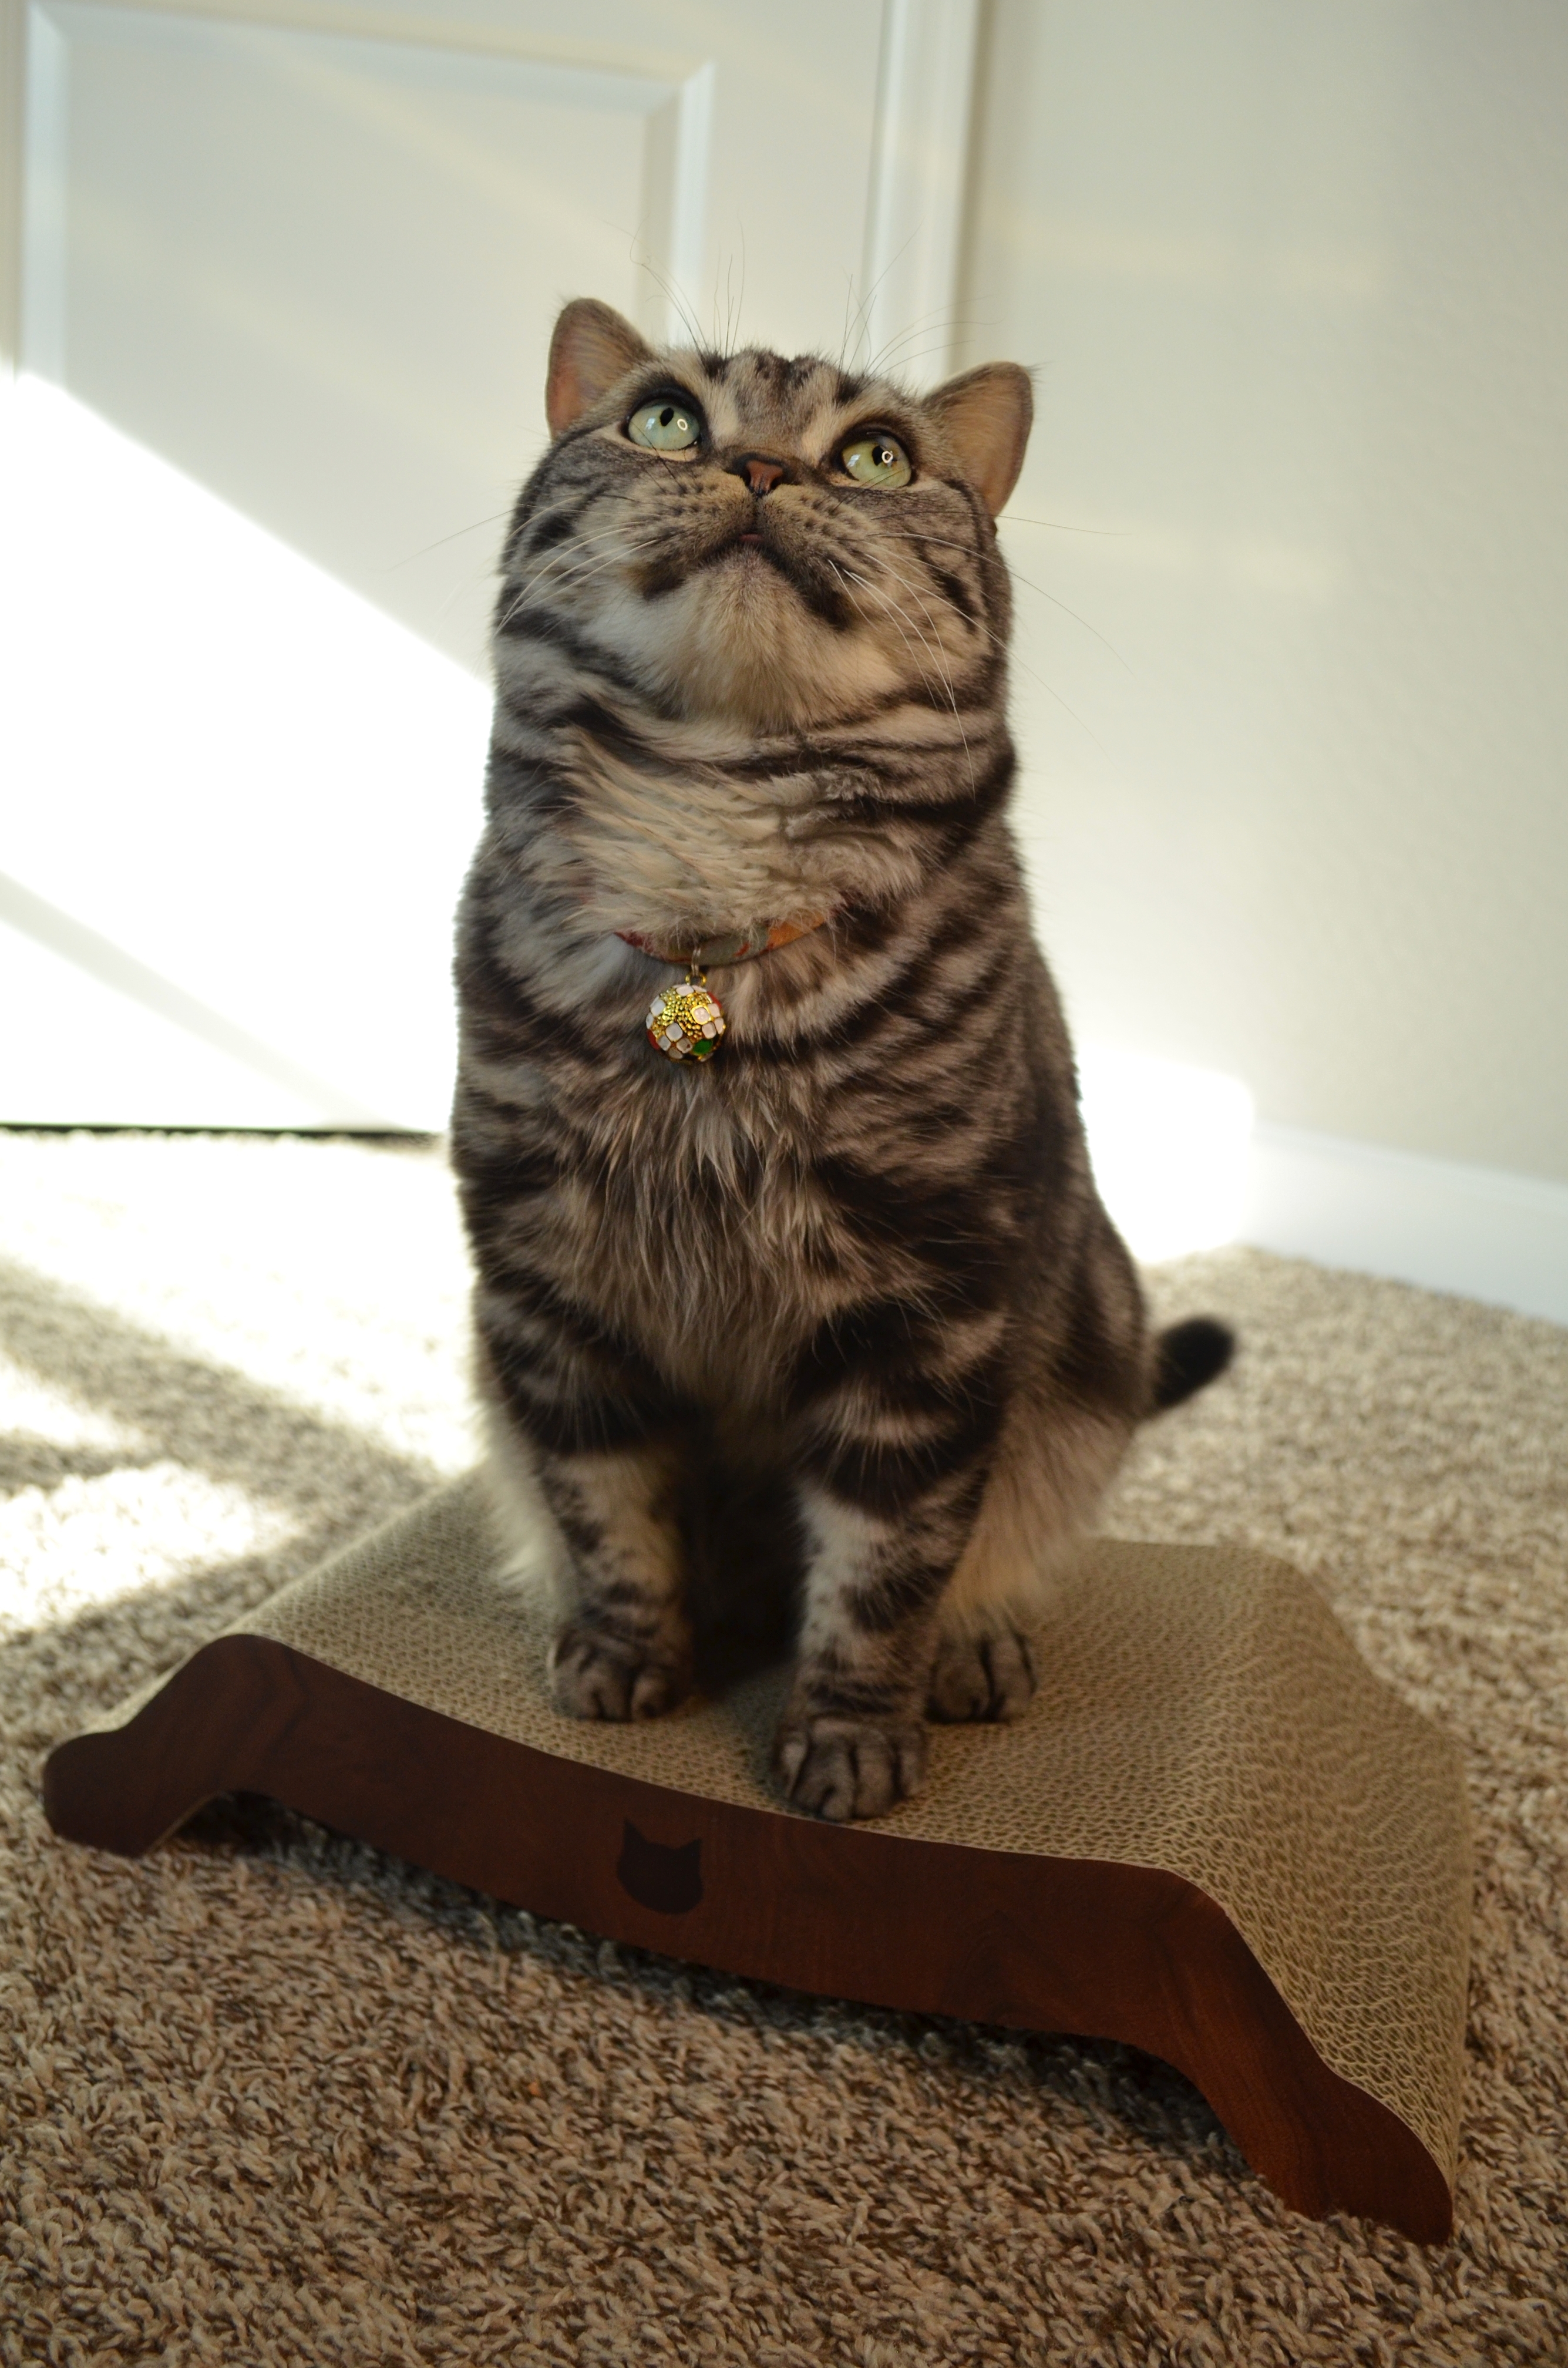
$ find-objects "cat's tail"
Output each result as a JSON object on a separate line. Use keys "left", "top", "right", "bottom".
{"left": 1150, "top": 1316, "right": 1236, "bottom": 1412}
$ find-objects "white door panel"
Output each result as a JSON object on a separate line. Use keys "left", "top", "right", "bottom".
{"left": 26, "top": 0, "right": 709, "bottom": 670}
{"left": 1, "top": 0, "right": 975, "bottom": 1127}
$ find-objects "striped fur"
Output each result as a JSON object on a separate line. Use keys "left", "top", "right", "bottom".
{"left": 451, "top": 301, "right": 1229, "bottom": 1821}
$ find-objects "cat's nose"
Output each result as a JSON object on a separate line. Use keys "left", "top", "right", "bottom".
{"left": 729, "top": 452, "right": 790, "bottom": 495}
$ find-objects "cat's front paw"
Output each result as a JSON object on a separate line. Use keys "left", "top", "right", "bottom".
{"left": 549, "top": 1622, "right": 691, "bottom": 1721}
{"left": 772, "top": 1711, "right": 927, "bottom": 1822}
{"left": 927, "top": 1619, "right": 1037, "bottom": 1722}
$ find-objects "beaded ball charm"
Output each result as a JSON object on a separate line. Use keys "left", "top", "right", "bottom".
{"left": 645, "top": 968, "right": 726, "bottom": 1062}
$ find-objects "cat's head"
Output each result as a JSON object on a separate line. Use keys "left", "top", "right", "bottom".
{"left": 496, "top": 299, "right": 1032, "bottom": 736}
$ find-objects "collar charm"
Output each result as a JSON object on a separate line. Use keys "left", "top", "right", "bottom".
{"left": 624, "top": 911, "right": 830, "bottom": 1065}
{"left": 645, "top": 963, "right": 726, "bottom": 1062}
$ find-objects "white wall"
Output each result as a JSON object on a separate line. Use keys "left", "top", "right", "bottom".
{"left": 961, "top": 1, "right": 1568, "bottom": 1211}
{"left": 0, "top": 0, "right": 938, "bottom": 1131}
{"left": 3, "top": 0, "right": 1564, "bottom": 1314}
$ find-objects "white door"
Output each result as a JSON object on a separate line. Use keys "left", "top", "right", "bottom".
{"left": 0, "top": 0, "right": 977, "bottom": 1126}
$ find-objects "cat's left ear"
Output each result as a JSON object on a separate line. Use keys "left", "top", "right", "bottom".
{"left": 924, "top": 362, "right": 1034, "bottom": 516}
{"left": 546, "top": 299, "right": 656, "bottom": 438}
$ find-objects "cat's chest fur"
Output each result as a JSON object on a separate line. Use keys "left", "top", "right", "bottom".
{"left": 529, "top": 722, "right": 937, "bottom": 950}
{"left": 530, "top": 1043, "right": 911, "bottom": 1409}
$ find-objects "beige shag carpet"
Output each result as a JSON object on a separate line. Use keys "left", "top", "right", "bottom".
{"left": 2, "top": 1131, "right": 1565, "bottom": 2367}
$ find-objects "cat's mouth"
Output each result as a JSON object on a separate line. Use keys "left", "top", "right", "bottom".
{"left": 713, "top": 523, "right": 780, "bottom": 566}
{"left": 630, "top": 516, "right": 856, "bottom": 636}
{"left": 638, "top": 519, "right": 776, "bottom": 591}
{"left": 703, "top": 524, "right": 853, "bottom": 626}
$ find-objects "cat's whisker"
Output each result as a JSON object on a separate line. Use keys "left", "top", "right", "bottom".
{"left": 996, "top": 516, "right": 1133, "bottom": 537}
{"left": 517, "top": 498, "right": 624, "bottom": 553}
{"left": 829, "top": 565, "right": 940, "bottom": 705}
{"left": 625, "top": 229, "right": 706, "bottom": 352}
{"left": 833, "top": 562, "right": 970, "bottom": 765}
{"left": 390, "top": 510, "right": 513, "bottom": 569}
{"left": 502, "top": 530, "right": 640, "bottom": 613}
{"left": 862, "top": 301, "right": 978, "bottom": 381}
{"left": 833, "top": 557, "right": 948, "bottom": 674}
{"left": 520, "top": 517, "right": 663, "bottom": 581}
{"left": 840, "top": 243, "right": 917, "bottom": 375}
{"left": 880, "top": 531, "right": 1132, "bottom": 671}
{"left": 839, "top": 570, "right": 957, "bottom": 712}
{"left": 844, "top": 552, "right": 976, "bottom": 712}
{"left": 724, "top": 230, "right": 747, "bottom": 360}
{"left": 854, "top": 572, "right": 981, "bottom": 792}
{"left": 861, "top": 540, "right": 1096, "bottom": 739}
{"left": 500, "top": 532, "right": 671, "bottom": 625}
{"left": 538, "top": 533, "right": 670, "bottom": 590}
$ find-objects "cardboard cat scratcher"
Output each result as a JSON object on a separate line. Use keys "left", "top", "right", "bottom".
{"left": 43, "top": 1474, "right": 1471, "bottom": 2242}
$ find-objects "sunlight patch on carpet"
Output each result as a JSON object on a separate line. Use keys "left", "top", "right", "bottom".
{"left": 0, "top": 1461, "right": 297, "bottom": 1633}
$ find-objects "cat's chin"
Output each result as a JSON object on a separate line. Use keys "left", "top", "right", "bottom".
{"left": 615, "top": 561, "right": 903, "bottom": 735}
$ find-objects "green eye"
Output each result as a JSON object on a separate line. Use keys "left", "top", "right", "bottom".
{"left": 840, "top": 432, "right": 912, "bottom": 488}
{"left": 628, "top": 396, "right": 702, "bottom": 452}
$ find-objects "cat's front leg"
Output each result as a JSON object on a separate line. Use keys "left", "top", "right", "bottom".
{"left": 476, "top": 1313, "right": 693, "bottom": 1720}
{"left": 773, "top": 1458, "right": 988, "bottom": 1822}
{"left": 539, "top": 1440, "right": 694, "bottom": 1718}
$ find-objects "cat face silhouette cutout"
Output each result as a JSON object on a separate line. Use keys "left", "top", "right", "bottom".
{"left": 615, "top": 1820, "right": 704, "bottom": 1915}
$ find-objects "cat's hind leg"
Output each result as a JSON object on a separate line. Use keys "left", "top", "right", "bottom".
{"left": 926, "top": 1610, "right": 1038, "bottom": 1723}
{"left": 927, "top": 1394, "right": 1133, "bottom": 1723}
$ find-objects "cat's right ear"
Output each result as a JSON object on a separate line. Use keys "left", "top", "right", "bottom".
{"left": 546, "top": 300, "right": 656, "bottom": 438}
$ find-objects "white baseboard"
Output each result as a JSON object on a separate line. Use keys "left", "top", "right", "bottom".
{"left": 1240, "top": 1123, "right": 1568, "bottom": 1327}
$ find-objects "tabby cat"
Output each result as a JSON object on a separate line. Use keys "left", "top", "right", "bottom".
{"left": 450, "top": 298, "right": 1231, "bottom": 1822}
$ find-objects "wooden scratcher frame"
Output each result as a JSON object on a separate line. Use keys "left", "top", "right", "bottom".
{"left": 43, "top": 1476, "right": 1472, "bottom": 2243}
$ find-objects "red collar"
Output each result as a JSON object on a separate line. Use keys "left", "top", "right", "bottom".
{"left": 616, "top": 913, "right": 830, "bottom": 968}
